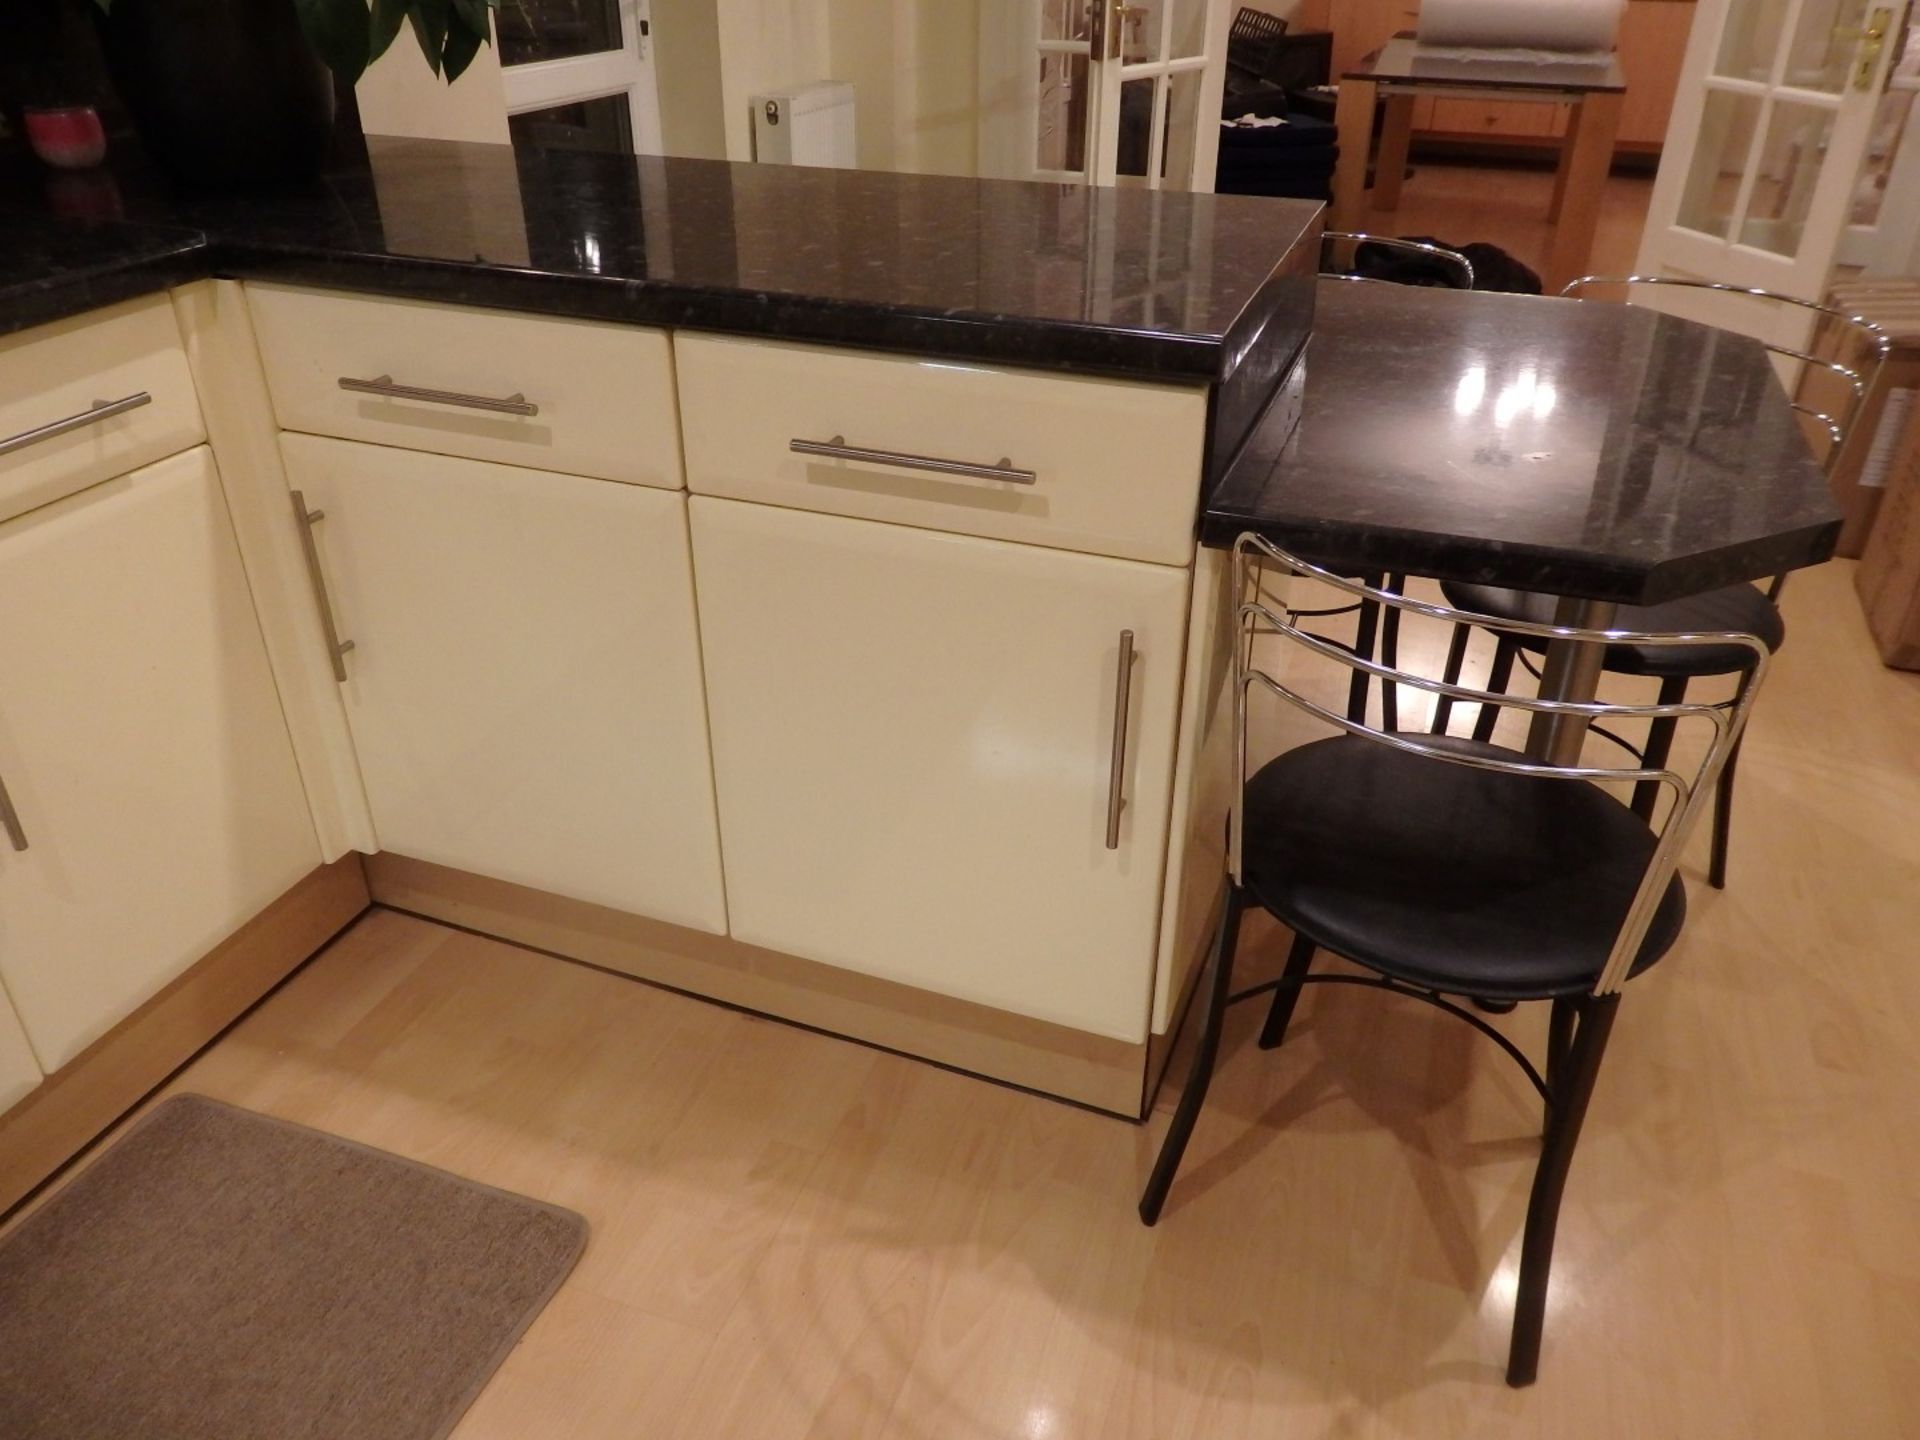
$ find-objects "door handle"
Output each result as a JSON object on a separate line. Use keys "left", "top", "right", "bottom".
{"left": 1842, "top": 7, "right": 1895, "bottom": 90}
{"left": 290, "top": 491, "right": 357, "bottom": 683}
{"left": 0, "top": 392, "right": 151, "bottom": 458}
{"left": 338, "top": 374, "right": 538, "bottom": 416}
{"left": 1086, "top": 0, "right": 1121, "bottom": 60}
{"left": 789, "top": 436, "right": 1036, "bottom": 484}
{"left": 1106, "top": 629, "right": 1136, "bottom": 850}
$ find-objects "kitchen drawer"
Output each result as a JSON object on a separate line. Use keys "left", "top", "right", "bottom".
{"left": 246, "top": 284, "right": 684, "bottom": 489}
{"left": 675, "top": 333, "right": 1209, "bottom": 566}
{"left": 0, "top": 296, "right": 204, "bottom": 526}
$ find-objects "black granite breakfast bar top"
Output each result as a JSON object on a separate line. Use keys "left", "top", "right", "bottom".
{"left": 1204, "top": 281, "right": 1841, "bottom": 605}
{"left": 3, "top": 143, "right": 1837, "bottom": 604}
{"left": 1, "top": 136, "right": 1322, "bottom": 387}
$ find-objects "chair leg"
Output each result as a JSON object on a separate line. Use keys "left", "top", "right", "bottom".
{"left": 1432, "top": 622, "right": 1471, "bottom": 735}
{"left": 1380, "top": 573, "right": 1404, "bottom": 733}
{"left": 1632, "top": 677, "right": 1688, "bottom": 821}
{"left": 1139, "top": 887, "right": 1248, "bottom": 1226}
{"left": 1471, "top": 637, "right": 1517, "bottom": 744}
{"left": 1507, "top": 993, "right": 1620, "bottom": 1387}
{"left": 1257, "top": 932, "right": 1317, "bottom": 1050}
{"left": 1348, "top": 580, "right": 1383, "bottom": 724}
{"left": 1543, "top": 996, "right": 1576, "bottom": 1133}
{"left": 1709, "top": 734, "right": 1742, "bottom": 890}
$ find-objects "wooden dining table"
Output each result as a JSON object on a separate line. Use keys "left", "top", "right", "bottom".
{"left": 1204, "top": 280, "right": 1839, "bottom": 761}
{"left": 1331, "top": 36, "right": 1628, "bottom": 292}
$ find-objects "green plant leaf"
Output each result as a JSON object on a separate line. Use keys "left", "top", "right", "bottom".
{"left": 293, "top": 0, "right": 374, "bottom": 84}
{"left": 440, "top": 16, "right": 484, "bottom": 81}
{"left": 449, "top": 0, "right": 494, "bottom": 37}
{"left": 407, "top": 0, "right": 452, "bottom": 76}
{"left": 369, "top": 0, "right": 409, "bottom": 63}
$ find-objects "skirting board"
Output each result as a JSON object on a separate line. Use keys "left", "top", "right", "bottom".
{"left": 367, "top": 853, "right": 1177, "bottom": 1118}
{"left": 0, "top": 856, "right": 371, "bottom": 1217}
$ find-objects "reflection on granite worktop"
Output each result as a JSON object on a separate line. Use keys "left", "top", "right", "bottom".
{"left": 1205, "top": 281, "right": 1838, "bottom": 604}
{"left": 3, "top": 137, "right": 1321, "bottom": 383}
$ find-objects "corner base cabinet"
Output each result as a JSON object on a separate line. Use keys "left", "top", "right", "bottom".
{"left": 277, "top": 435, "right": 728, "bottom": 932}
{"left": 690, "top": 496, "right": 1190, "bottom": 1044}
{"left": 0, "top": 448, "right": 320, "bottom": 1073}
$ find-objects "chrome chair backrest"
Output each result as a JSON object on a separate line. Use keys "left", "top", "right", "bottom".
{"left": 1322, "top": 232, "right": 1475, "bottom": 290}
{"left": 1559, "top": 274, "right": 1890, "bottom": 468}
{"left": 1230, "top": 534, "right": 1769, "bottom": 998}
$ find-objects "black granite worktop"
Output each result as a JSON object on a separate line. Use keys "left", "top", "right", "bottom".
{"left": 0, "top": 214, "right": 206, "bottom": 339}
{"left": 1, "top": 137, "right": 1320, "bottom": 393}
{"left": 1205, "top": 281, "right": 1840, "bottom": 604}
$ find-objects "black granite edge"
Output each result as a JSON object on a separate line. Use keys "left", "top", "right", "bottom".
{"left": 210, "top": 242, "right": 1232, "bottom": 385}
{"left": 1636, "top": 520, "right": 1843, "bottom": 606}
{"left": 1205, "top": 250, "right": 1320, "bottom": 494}
{"left": 1197, "top": 509, "right": 1844, "bottom": 607}
{"left": 0, "top": 236, "right": 210, "bottom": 339}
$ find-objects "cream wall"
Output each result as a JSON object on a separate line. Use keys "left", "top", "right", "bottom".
{"left": 715, "top": 0, "right": 834, "bottom": 161}
{"left": 826, "top": 0, "right": 979, "bottom": 175}
{"left": 355, "top": 31, "right": 512, "bottom": 144}
{"left": 656, "top": 0, "right": 729, "bottom": 159}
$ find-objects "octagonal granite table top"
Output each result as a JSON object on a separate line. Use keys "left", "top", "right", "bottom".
{"left": 1205, "top": 280, "right": 1841, "bottom": 606}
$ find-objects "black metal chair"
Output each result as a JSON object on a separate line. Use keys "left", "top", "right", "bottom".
{"left": 1430, "top": 277, "right": 1887, "bottom": 887}
{"left": 1139, "top": 536, "right": 1768, "bottom": 1386}
{"left": 1320, "top": 231, "right": 1476, "bottom": 290}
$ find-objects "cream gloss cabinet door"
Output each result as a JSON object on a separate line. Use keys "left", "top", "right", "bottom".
{"left": 0, "top": 448, "right": 320, "bottom": 1073}
{"left": 279, "top": 435, "right": 727, "bottom": 931}
{"left": 0, "top": 987, "right": 41, "bottom": 1117}
{"left": 690, "top": 496, "right": 1190, "bottom": 1044}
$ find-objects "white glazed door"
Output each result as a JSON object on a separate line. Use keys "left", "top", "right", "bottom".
{"left": 499, "top": 0, "right": 663, "bottom": 153}
{"left": 979, "top": 0, "right": 1111, "bottom": 182}
{"left": 979, "top": 0, "right": 1230, "bottom": 190}
{"left": 689, "top": 495, "right": 1190, "bottom": 1044}
{"left": 0, "top": 986, "right": 41, "bottom": 1117}
{"left": 1094, "top": 0, "right": 1233, "bottom": 191}
{"left": 0, "top": 449, "right": 319, "bottom": 1072}
{"left": 279, "top": 435, "right": 727, "bottom": 932}
{"left": 1639, "top": 0, "right": 1913, "bottom": 303}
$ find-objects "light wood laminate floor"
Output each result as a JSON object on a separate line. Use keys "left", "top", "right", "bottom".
{"left": 1347, "top": 157, "right": 1657, "bottom": 288}
{"left": 13, "top": 559, "right": 1918, "bottom": 1439}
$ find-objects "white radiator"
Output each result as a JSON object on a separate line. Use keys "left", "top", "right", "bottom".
{"left": 750, "top": 81, "right": 856, "bottom": 168}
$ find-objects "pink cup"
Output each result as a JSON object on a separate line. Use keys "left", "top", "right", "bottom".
{"left": 24, "top": 107, "right": 108, "bottom": 170}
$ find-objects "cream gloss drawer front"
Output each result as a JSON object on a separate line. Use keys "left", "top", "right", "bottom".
{"left": 674, "top": 332, "right": 1209, "bottom": 566}
{"left": 0, "top": 296, "right": 205, "bottom": 525}
{"left": 245, "top": 284, "right": 684, "bottom": 489}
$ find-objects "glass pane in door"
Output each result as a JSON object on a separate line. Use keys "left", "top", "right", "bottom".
{"left": 1160, "top": 68, "right": 1204, "bottom": 187}
{"left": 498, "top": 0, "right": 623, "bottom": 65}
{"left": 1040, "top": 0, "right": 1091, "bottom": 41}
{"left": 1165, "top": 0, "right": 1210, "bottom": 59}
{"left": 1677, "top": 89, "right": 1765, "bottom": 238}
{"left": 1120, "top": 2, "right": 1156, "bottom": 62}
{"left": 1716, "top": 0, "right": 1793, "bottom": 80}
{"left": 1849, "top": 89, "right": 1917, "bottom": 227}
{"left": 507, "top": 93, "right": 635, "bottom": 153}
{"left": 1117, "top": 76, "right": 1157, "bottom": 176}
{"left": 1037, "top": 51, "right": 1091, "bottom": 172}
{"left": 1783, "top": 0, "right": 1871, "bottom": 92}
{"left": 1740, "top": 98, "right": 1841, "bottom": 252}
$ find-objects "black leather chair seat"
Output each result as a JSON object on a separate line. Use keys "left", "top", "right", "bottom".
{"left": 1442, "top": 581, "right": 1784, "bottom": 679}
{"left": 1241, "top": 734, "right": 1687, "bottom": 1000}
